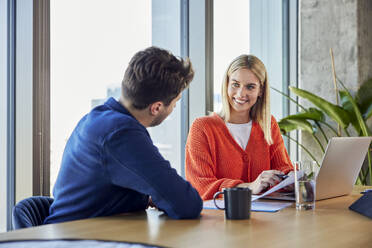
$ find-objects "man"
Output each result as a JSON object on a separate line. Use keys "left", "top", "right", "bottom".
{"left": 45, "top": 47, "right": 202, "bottom": 224}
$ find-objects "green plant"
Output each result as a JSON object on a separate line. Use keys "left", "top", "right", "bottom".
{"left": 273, "top": 78, "right": 372, "bottom": 185}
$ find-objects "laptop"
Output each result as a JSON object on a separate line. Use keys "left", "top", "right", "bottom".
{"left": 265, "top": 137, "right": 372, "bottom": 201}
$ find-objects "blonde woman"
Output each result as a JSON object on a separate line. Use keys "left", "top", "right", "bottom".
{"left": 185, "top": 54, "right": 292, "bottom": 200}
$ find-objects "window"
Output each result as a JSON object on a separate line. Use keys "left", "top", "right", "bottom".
{"left": 50, "top": 0, "right": 184, "bottom": 193}
{"left": 4, "top": 0, "right": 296, "bottom": 229}
{"left": 148, "top": 0, "right": 182, "bottom": 175}
{"left": 50, "top": 0, "right": 152, "bottom": 191}
{"left": 1, "top": 0, "right": 16, "bottom": 232}
{"left": 213, "top": 0, "right": 250, "bottom": 112}
{"left": 0, "top": 0, "right": 8, "bottom": 232}
{"left": 213, "top": 0, "right": 296, "bottom": 158}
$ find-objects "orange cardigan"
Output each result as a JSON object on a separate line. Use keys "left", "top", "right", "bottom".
{"left": 185, "top": 114, "right": 292, "bottom": 200}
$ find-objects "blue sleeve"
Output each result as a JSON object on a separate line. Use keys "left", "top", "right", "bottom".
{"left": 103, "top": 127, "right": 202, "bottom": 219}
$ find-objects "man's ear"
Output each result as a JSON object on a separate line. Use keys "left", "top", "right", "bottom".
{"left": 149, "top": 101, "right": 164, "bottom": 116}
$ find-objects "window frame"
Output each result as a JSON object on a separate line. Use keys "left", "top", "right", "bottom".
{"left": 180, "top": 0, "right": 189, "bottom": 177}
{"left": 188, "top": 0, "right": 214, "bottom": 125}
{"left": 33, "top": 0, "right": 51, "bottom": 197}
{"left": 1, "top": 0, "right": 50, "bottom": 231}
{"left": 1, "top": 0, "right": 16, "bottom": 232}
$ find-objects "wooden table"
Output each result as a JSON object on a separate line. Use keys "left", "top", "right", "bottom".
{"left": 1, "top": 186, "right": 371, "bottom": 248}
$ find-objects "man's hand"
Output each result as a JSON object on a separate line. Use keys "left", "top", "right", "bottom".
{"left": 237, "top": 170, "right": 285, "bottom": 194}
{"left": 147, "top": 196, "right": 156, "bottom": 208}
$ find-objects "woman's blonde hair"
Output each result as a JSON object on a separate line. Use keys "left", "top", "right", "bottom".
{"left": 219, "top": 54, "right": 272, "bottom": 145}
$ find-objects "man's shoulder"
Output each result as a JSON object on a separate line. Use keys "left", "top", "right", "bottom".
{"left": 79, "top": 105, "right": 145, "bottom": 141}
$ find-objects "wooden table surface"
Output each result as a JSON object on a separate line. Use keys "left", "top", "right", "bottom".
{"left": 1, "top": 186, "right": 371, "bottom": 248}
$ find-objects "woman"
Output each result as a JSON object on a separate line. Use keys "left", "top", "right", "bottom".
{"left": 185, "top": 54, "right": 292, "bottom": 200}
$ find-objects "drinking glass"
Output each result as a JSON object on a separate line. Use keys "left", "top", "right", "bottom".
{"left": 293, "top": 161, "right": 317, "bottom": 210}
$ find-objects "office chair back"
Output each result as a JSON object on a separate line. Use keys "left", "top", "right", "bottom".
{"left": 12, "top": 196, "right": 54, "bottom": 230}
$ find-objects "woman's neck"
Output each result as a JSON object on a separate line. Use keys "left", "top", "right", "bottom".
{"left": 227, "top": 110, "right": 251, "bottom": 124}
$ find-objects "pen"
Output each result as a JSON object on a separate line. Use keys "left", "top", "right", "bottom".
{"left": 277, "top": 174, "right": 289, "bottom": 180}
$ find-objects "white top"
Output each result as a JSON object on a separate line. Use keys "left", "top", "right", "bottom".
{"left": 225, "top": 121, "right": 252, "bottom": 150}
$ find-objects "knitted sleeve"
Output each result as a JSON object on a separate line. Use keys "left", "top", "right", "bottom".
{"left": 269, "top": 116, "right": 293, "bottom": 174}
{"left": 185, "top": 118, "right": 244, "bottom": 200}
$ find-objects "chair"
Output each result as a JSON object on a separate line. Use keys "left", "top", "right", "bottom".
{"left": 12, "top": 196, "right": 54, "bottom": 230}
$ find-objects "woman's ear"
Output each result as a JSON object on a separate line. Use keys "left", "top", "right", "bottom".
{"left": 259, "top": 83, "right": 264, "bottom": 97}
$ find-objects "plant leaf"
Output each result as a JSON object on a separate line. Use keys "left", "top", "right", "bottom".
{"left": 364, "top": 105, "right": 372, "bottom": 120}
{"left": 342, "top": 89, "right": 371, "bottom": 136}
{"left": 339, "top": 90, "right": 361, "bottom": 134}
{"left": 278, "top": 119, "right": 297, "bottom": 134}
{"left": 283, "top": 108, "right": 325, "bottom": 122}
{"left": 271, "top": 86, "right": 307, "bottom": 111}
{"left": 356, "top": 78, "right": 372, "bottom": 116}
{"left": 278, "top": 119, "right": 314, "bottom": 134}
{"left": 289, "top": 87, "right": 351, "bottom": 129}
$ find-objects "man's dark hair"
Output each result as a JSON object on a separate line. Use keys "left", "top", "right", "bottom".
{"left": 122, "top": 46, "right": 194, "bottom": 109}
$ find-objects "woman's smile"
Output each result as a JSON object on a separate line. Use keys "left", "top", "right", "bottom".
{"left": 227, "top": 68, "right": 261, "bottom": 120}
{"left": 232, "top": 97, "right": 249, "bottom": 105}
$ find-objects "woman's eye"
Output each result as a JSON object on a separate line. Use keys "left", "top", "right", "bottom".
{"left": 232, "top": 82, "right": 240, "bottom": 87}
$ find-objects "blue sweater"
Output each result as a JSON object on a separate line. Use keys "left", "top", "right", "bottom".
{"left": 44, "top": 98, "right": 202, "bottom": 224}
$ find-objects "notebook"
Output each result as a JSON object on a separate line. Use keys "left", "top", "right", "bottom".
{"left": 265, "top": 137, "right": 372, "bottom": 201}
{"left": 349, "top": 192, "right": 372, "bottom": 219}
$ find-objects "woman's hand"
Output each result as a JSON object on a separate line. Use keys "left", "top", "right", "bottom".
{"left": 281, "top": 170, "right": 295, "bottom": 192}
{"left": 237, "top": 170, "right": 285, "bottom": 194}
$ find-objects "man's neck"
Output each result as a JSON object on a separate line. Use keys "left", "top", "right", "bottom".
{"left": 119, "top": 97, "right": 151, "bottom": 127}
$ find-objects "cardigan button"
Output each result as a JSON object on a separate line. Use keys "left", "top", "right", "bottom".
{"left": 243, "top": 154, "right": 249, "bottom": 161}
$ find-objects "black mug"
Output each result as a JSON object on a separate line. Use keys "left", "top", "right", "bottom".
{"left": 213, "top": 187, "right": 252, "bottom": 220}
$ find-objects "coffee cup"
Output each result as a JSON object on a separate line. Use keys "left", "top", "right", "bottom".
{"left": 213, "top": 187, "right": 251, "bottom": 220}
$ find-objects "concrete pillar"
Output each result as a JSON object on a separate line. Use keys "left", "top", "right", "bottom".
{"left": 357, "top": 0, "right": 372, "bottom": 84}
{"left": 299, "top": 0, "right": 372, "bottom": 162}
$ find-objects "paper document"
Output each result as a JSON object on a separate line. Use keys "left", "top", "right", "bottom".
{"left": 204, "top": 200, "right": 292, "bottom": 212}
{"left": 252, "top": 171, "right": 303, "bottom": 201}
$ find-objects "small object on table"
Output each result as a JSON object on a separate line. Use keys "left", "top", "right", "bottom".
{"left": 360, "top": 189, "right": 372, "bottom": 194}
{"left": 349, "top": 190, "right": 372, "bottom": 219}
